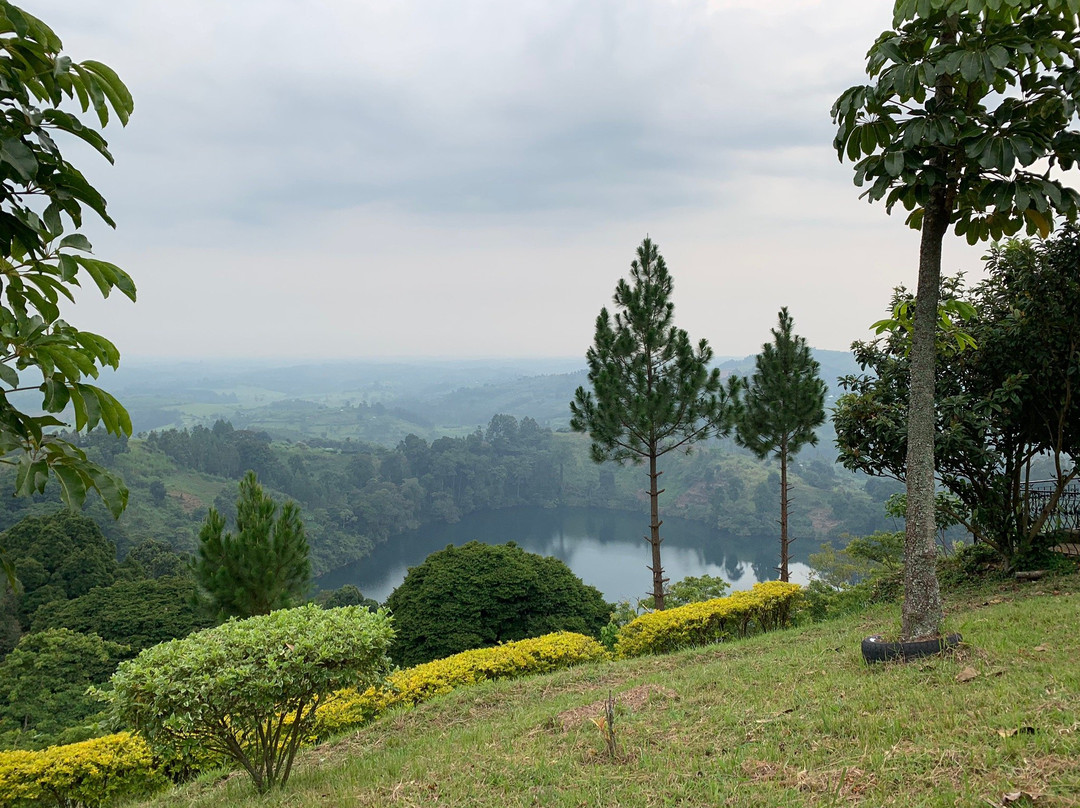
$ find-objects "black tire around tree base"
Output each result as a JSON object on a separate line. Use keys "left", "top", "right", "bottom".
{"left": 861, "top": 633, "right": 962, "bottom": 664}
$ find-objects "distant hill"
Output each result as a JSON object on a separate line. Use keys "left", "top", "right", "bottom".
{"left": 104, "top": 351, "right": 862, "bottom": 442}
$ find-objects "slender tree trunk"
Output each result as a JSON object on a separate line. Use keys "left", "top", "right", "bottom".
{"left": 648, "top": 449, "right": 666, "bottom": 609}
{"left": 901, "top": 186, "right": 947, "bottom": 640}
{"left": 779, "top": 437, "right": 790, "bottom": 583}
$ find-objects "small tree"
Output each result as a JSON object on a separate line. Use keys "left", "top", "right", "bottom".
{"left": 194, "top": 472, "right": 310, "bottom": 619}
{"left": 832, "top": 0, "right": 1080, "bottom": 639}
{"left": 385, "top": 541, "right": 610, "bottom": 667}
{"left": 735, "top": 308, "right": 826, "bottom": 582}
{"left": 570, "top": 237, "right": 739, "bottom": 609}
{"left": 108, "top": 604, "right": 394, "bottom": 793}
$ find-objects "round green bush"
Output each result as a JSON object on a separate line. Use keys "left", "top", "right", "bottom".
{"left": 385, "top": 541, "right": 611, "bottom": 667}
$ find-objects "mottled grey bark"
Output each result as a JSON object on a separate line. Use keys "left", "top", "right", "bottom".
{"left": 901, "top": 186, "right": 947, "bottom": 640}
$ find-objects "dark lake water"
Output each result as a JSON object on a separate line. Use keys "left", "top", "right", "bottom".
{"left": 315, "top": 506, "right": 814, "bottom": 604}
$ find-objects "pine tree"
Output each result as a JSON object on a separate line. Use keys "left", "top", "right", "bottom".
{"left": 194, "top": 471, "right": 311, "bottom": 619}
{"left": 736, "top": 308, "right": 826, "bottom": 582}
{"left": 570, "top": 237, "right": 739, "bottom": 609}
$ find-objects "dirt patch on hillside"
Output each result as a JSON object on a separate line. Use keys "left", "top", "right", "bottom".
{"left": 553, "top": 684, "right": 678, "bottom": 730}
{"left": 173, "top": 491, "right": 204, "bottom": 514}
{"left": 808, "top": 506, "right": 840, "bottom": 534}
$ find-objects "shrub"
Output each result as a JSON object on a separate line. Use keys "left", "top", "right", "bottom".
{"left": 613, "top": 581, "right": 802, "bottom": 659}
{"left": 600, "top": 574, "right": 732, "bottom": 651}
{"left": 385, "top": 541, "right": 611, "bottom": 667}
{"left": 314, "top": 631, "right": 608, "bottom": 737}
{"left": 107, "top": 604, "right": 394, "bottom": 793}
{"left": 0, "top": 732, "right": 164, "bottom": 808}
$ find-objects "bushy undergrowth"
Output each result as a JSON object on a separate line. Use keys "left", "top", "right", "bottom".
{"left": 314, "top": 631, "right": 608, "bottom": 737}
{"left": 613, "top": 581, "right": 801, "bottom": 658}
{"left": 0, "top": 732, "right": 164, "bottom": 808}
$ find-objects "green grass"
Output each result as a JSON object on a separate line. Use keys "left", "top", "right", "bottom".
{"left": 136, "top": 573, "right": 1080, "bottom": 808}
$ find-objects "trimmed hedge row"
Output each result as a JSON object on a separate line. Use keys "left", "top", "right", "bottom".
{"left": 0, "top": 732, "right": 164, "bottom": 808}
{"left": 614, "top": 581, "right": 802, "bottom": 659}
{"left": 314, "top": 631, "right": 608, "bottom": 736}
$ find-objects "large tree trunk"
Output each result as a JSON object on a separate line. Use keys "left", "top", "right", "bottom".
{"left": 648, "top": 449, "right": 667, "bottom": 609}
{"left": 779, "top": 436, "right": 790, "bottom": 583}
{"left": 901, "top": 187, "right": 947, "bottom": 640}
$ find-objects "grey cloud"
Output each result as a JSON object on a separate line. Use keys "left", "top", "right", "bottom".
{"left": 43, "top": 0, "right": 885, "bottom": 233}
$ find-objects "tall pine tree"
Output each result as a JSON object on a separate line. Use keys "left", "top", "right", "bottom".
{"left": 194, "top": 471, "right": 311, "bottom": 619}
{"left": 736, "top": 308, "right": 826, "bottom": 582}
{"left": 570, "top": 237, "right": 739, "bottom": 609}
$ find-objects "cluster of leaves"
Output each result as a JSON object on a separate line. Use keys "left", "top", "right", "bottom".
{"left": 0, "top": 732, "right": 164, "bottom": 808}
{"left": 0, "top": 511, "right": 209, "bottom": 752}
{"left": 0, "top": 1, "right": 136, "bottom": 516}
{"left": 612, "top": 581, "right": 802, "bottom": 659}
{"left": 385, "top": 541, "right": 611, "bottom": 667}
{"left": 832, "top": 0, "right": 1080, "bottom": 244}
{"left": 313, "top": 631, "right": 609, "bottom": 739}
{"left": 107, "top": 604, "right": 395, "bottom": 793}
{"left": 802, "top": 532, "right": 906, "bottom": 623}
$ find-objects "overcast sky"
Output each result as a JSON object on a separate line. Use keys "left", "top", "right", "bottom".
{"left": 33, "top": 0, "right": 988, "bottom": 361}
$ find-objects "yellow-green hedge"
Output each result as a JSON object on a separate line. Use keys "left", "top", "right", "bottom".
{"left": 315, "top": 631, "right": 608, "bottom": 737}
{"left": 614, "top": 581, "right": 802, "bottom": 659}
{"left": 0, "top": 732, "right": 165, "bottom": 808}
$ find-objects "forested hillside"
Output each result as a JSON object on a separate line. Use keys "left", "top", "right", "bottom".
{"left": 0, "top": 413, "right": 896, "bottom": 578}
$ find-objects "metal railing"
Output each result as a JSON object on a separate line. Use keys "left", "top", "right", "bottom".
{"left": 1024, "top": 480, "right": 1080, "bottom": 533}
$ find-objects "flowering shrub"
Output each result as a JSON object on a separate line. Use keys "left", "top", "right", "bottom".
{"left": 0, "top": 732, "right": 164, "bottom": 808}
{"left": 314, "top": 631, "right": 608, "bottom": 737}
{"left": 613, "top": 581, "right": 802, "bottom": 659}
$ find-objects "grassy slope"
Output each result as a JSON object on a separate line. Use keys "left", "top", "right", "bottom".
{"left": 144, "top": 573, "right": 1080, "bottom": 808}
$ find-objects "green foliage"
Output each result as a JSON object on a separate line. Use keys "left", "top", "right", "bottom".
{"left": 803, "top": 533, "right": 905, "bottom": 623}
{"left": 660, "top": 574, "right": 731, "bottom": 609}
{"left": 835, "top": 230, "right": 1080, "bottom": 565}
{"left": 30, "top": 576, "right": 212, "bottom": 650}
{"left": 0, "top": 511, "right": 116, "bottom": 630}
{"left": 107, "top": 604, "right": 394, "bottom": 794}
{"left": 613, "top": 581, "right": 802, "bottom": 659}
{"left": 194, "top": 471, "right": 311, "bottom": 619}
{"left": 0, "top": 732, "right": 165, "bottom": 808}
{"left": 314, "top": 632, "right": 608, "bottom": 739}
{"left": 385, "top": 541, "right": 611, "bottom": 668}
{"left": 602, "top": 575, "right": 732, "bottom": 651}
{"left": 570, "top": 237, "right": 740, "bottom": 608}
{"left": 0, "top": 1, "right": 136, "bottom": 517}
{"left": 315, "top": 584, "right": 378, "bottom": 611}
{"left": 0, "top": 628, "right": 130, "bottom": 750}
{"left": 832, "top": 0, "right": 1080, "bottom": 242}
{"left": 736, "top": 309, "right": 827, "bottom": 462}
{"left": 118, "top": 538, "right": 190, "bottom": 581}
{"left": 736, "top": 308, "right": 826, "bottom": 581}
